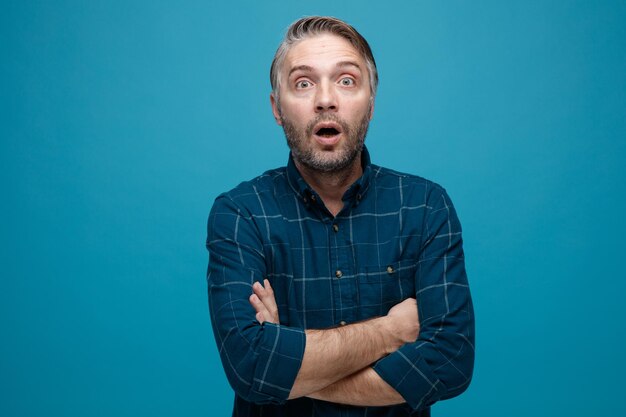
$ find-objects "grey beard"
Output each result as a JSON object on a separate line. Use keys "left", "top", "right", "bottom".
{"left": 282, "top": 112, "right": 370, "bottom": 174}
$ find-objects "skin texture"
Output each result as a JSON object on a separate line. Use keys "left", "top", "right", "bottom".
{"left": 270, "top": 34, "right": 374, "bottom": 216}
{"left": 308, "top": 367, "right": 403, "bottom": 406}
{"left": 250, "top": 280, "right": 419, "bottom": 404}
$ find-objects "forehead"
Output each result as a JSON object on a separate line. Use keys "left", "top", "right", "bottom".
{"left": 282, "top": 33, "right": 365, "bottom": 72}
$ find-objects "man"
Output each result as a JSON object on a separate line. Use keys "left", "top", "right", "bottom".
{"left": 206, "top": 16, "right": 474, "bottom": 416}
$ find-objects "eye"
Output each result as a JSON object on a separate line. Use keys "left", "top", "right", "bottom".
{"left": 339, "top": 77, "right": 355, "bottom": 86}
{"left": 295, "top": 80, "right": 312, "bottom": 89}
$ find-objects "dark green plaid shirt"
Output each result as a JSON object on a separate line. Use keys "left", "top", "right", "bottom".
{"left": 206, "top": 147, "right": 474, "bottom": 416}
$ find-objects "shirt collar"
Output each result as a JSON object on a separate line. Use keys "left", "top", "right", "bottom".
{"left": 286, "top": 146, "right": 373, "bottom": 207}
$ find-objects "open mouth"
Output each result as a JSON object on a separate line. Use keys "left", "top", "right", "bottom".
{"left": 313, "top": 122, "right": 343, "bottom": 143}
{"left": 316, "top": 127, "right": 340, "bottom": 137}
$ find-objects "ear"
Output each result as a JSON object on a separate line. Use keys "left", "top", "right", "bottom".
{"left": 270, "top": 93, "right": 283, "bottom": 126}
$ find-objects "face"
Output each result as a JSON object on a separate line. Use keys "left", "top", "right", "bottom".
{"left": 271, "top": 33, "right": 374, "bottom": 173}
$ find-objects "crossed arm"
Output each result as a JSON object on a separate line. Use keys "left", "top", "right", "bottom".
{"left": 249, "top": 279, "right": 418, "bottom": 405}
{"left": 208, "top": 186, "right": 474, "bottom": 408}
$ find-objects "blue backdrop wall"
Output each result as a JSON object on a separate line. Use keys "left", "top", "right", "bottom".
{"left": 2, "top": 1, "right": 625, "bottom": 416}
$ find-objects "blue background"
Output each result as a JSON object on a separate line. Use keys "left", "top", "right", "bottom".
{"left": 2, "top": 1, "right": 625, "bottom": 415}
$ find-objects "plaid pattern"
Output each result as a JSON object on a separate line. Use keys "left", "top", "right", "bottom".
{"left": 206, "top": 147, "right": 474, "bottom": 416}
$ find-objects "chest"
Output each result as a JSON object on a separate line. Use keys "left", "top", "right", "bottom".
{"left": 257, "top": 200, "right": 426, "bottom": 329}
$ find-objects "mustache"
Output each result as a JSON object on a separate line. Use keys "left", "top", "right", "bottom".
{"left": 305, "top": 114, "right": 350, "bottom": 137}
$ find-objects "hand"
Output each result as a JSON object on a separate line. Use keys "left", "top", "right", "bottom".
{"left": 385, "top": 298, "right": 420, "bottom": 350}
{"left": 249, "top": 279, "right": 279, "bottom": 324}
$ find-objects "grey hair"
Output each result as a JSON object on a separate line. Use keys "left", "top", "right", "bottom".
{"left": 270, "top": 16, "right": 378, "bottom": 102}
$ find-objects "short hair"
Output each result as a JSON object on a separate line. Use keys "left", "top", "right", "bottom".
{"left": 270, "top": 16, "right": 378, "bottom": 101}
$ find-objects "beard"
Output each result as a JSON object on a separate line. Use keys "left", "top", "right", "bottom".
{"left": 281, "top": 110, "right": 371, "bottom": 174}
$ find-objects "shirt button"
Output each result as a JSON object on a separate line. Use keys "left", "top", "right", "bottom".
{"left": 386, "top": 265, "right": 394, "bottom": 274}
{"left": 311, "top": 194, "right": 316, "bottom": 202}
{"left": 332, "top": 224, "right": 339, "bottom": 233}
{"left": 303, "top": 196, "right": 308, "bottom": 204}
{"left": 339, "top": 320, "right": 347, "bottom": 326}
{"left": 335, "top": 270, "right": 343, "bottom": 278}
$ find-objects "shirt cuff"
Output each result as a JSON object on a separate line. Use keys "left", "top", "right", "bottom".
{"left": 372, "top": 348, "right": 444, "bottom": 410}
{"left": 251, "top": 322, "right": 306, "bottom": 403}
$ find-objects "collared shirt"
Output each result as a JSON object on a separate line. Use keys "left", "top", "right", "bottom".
{"left": 206, "top": 147, "right": 474, "bottom": 416}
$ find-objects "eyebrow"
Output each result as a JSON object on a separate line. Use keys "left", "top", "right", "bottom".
{"left": 288, "top": 65, "right": 314, "bottom": 78}
{"left": 336, "top": 61, "right": 363, "bottom": 72}
{"left": 287, "top": 61, "right": 363, "bottom": 78}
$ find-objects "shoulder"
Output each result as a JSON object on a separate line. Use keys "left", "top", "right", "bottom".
{"left": 370, "top": 164, "right": 449, "bottom": 203}
{"left": 215, "top": 166, "right": 287, "bottom": 204}
{"left": 207, "top": 167, "right": 288, "bottom": 238}
{"left": 371, "top": 165, "right": 462, "bottom": 233}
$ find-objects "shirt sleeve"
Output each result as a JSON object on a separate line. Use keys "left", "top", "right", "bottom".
{"left": 372, "top": 184, "right": 475, "bottom": 411}
{"left": 206, "top": 194, "right": 306, "bottom": 405}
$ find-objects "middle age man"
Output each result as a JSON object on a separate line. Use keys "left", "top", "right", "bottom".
{"left": 206, "top": 16, "right": 475, "bottom": 417}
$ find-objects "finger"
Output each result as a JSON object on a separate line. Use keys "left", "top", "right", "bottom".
{"left": 252, "top": 281, "right": 265, "bottom": 297}
{"left": 249, "top": 294, "right": 269, "bottom": 323}
{"left": 253, "top": 280, "right": 279, "bottom": 318}
{"left": 249, "top": 294, "right": 269, "bottom": 316}
{"left": 260, "top": 279, "right": 278, "bottom": 316}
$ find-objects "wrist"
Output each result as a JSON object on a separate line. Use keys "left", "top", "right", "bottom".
{"left": 373, "top": 316, "right": 400, "bottom": 355}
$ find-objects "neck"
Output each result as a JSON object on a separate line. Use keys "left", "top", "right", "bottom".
{"left": 294, "top": 153, "right": 363, "bottom": 217}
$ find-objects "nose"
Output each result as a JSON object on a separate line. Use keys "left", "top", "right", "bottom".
{"left": 315, "top": 81, "right": 337, "bottom": 112}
